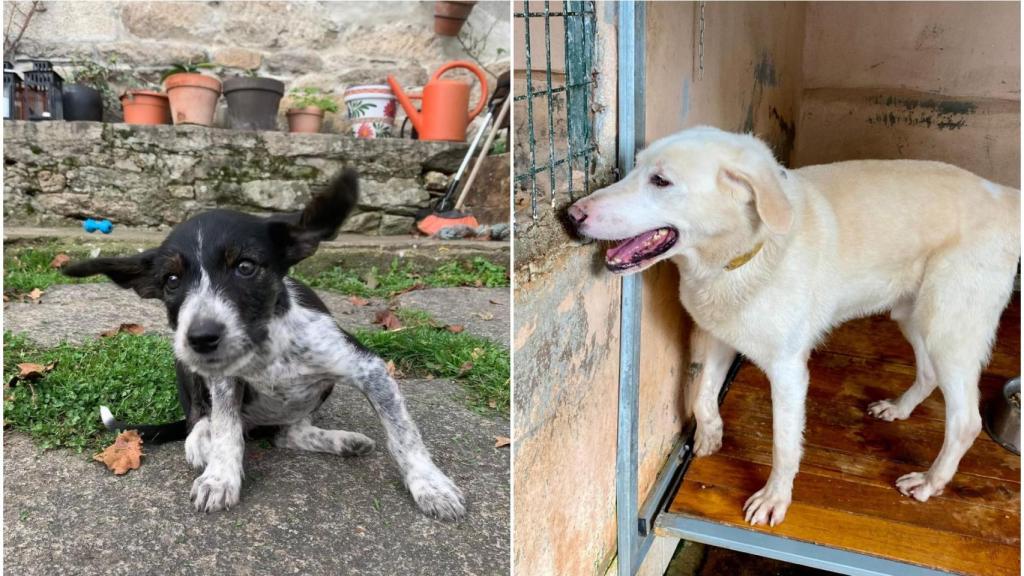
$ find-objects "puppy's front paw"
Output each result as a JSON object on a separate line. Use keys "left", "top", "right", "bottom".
{"left": 338, "top": 432, "right": 375, "bottom": 457}
{"left": 867, "top": 399, "right": 909, "bottom": 421}
{"left": 743, "top": 483, "right": 791, "bottom": 527}
{"left": 184, "top": 421, "right": 210, "bottom": 469}
{"left": 190, "top": 470, "right": 241, "bottom": 513}
{"left": 407, "top": 468, "right": 466, "bottom": 521}
{"left": 896, "top": 471, "right": 944, "bottom": 501}
{"left": 693, "top": 417, "right": 723, "bottom": 457}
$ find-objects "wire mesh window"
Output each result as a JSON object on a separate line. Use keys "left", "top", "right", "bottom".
{"left": 514, "top": 0, "right": 598, "bottom": 221}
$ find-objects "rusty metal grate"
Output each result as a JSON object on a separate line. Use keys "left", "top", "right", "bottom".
{"left": 514, "top": 0, "right": 598, "bottom": 220}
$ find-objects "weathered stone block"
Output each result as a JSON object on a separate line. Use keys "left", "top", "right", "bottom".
{"left": 213, "top": 47, "right": 263, "bottom": 70}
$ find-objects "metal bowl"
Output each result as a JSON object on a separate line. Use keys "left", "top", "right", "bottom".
{"left": 985, "top": 377, "right": 1020, "bottom": 455}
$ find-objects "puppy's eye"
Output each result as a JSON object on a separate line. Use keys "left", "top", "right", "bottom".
{"left": 165, "top": 274, "right": 180, "bottom": 291}
{"left": 236, "top": 259, "right": 257, "bottom": 277}
{"left": 650, "top": 174, "right": 672, "bottom": 188}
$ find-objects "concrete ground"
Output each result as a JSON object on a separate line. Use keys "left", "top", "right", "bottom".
{"left": 4, "top": 282, "right": 510, "bottom": 576}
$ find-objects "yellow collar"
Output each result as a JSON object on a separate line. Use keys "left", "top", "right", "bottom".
{"left": 724, "top": 242, "right": 763, "bottom": 271}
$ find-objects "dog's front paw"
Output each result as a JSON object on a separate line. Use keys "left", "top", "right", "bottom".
{"left": 190, "top": 469, "right": 241, "bottom": 513}
{"left": 406, "top": 468, "right": 466, "bottom": 521}
{"left": 184, "top": 420, "right": 210, "bottom": 469}
{"left": 693, "top": 416, "right": 723, "bottom": 457}
{"left": 743, "top": 483, "right": 792, "bottom": 527}
{"left": 896, "top": 471, "right": 944, "bottom": 501}
{"left": 867, "top": 399, "right": 909, "bottom": 421}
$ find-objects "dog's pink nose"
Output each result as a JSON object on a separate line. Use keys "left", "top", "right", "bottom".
{"left": 567, "top": 203, "right": 588, "bottom": 227}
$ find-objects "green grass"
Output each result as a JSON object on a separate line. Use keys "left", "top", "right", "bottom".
{"left": 355, "top": 310, "right": 510, "bottom": 413}
{"left": 3, "top": 309, "right": 509, "bottom": 451}
{"left": 294, "top": 257, "right": 509, "bottom": 298}
{"left": 3, "top": 331, "right": 180, "bottom": 451}
{"left": 4, "top": 245, "right": 509, "bottom": 299}
{"left": 3, "top": 246, "right": 108, "bottom": 295}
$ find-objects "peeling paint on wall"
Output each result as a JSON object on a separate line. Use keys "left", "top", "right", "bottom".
{"left": 865, "top": 95, "right": 977, "bottom": 131}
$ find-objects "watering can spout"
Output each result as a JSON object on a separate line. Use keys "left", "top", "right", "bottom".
{"left": 387, "top": 74, "right": 423, "bottom": 135}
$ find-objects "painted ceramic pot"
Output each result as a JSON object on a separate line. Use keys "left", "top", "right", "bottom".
{"left": 344, "top": 84, "right": 397, "bottom": 124}
{"left": 350, "top": 116, "right": 394, "bottom": 139}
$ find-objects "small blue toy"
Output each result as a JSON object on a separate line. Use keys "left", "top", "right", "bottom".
{"left": 83, "top": 219, "right": 113, "bottom": 234}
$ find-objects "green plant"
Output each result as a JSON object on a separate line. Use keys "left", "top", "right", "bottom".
{"left": 289, "top": 87, "right": 339, "bottom": 113}
{"left": 160, "top": 60, "right": 217, "bottom": 82}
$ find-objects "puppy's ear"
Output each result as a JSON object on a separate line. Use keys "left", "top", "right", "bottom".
{"left": 270, "top": 169, "right": 359, "bottom": 265}
{"left": 62, "top": 250, "right": 161, "bottom": 299}
{"left": 719, "top": 163, "right": 793, "bottom": 235}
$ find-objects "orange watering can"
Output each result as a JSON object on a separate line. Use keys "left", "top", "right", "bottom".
{"left": 387, "top": 61, "right": 488, "bottom": 142}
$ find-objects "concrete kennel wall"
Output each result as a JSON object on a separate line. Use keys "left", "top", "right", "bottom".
{"left": 512, "top": 3, "right": 623, "bottom": 576}
{"left": 794, "top": 2, "right": 1021, "bottom": 187}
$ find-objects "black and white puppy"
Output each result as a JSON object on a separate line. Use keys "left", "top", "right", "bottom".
{"left": 64, "top": 170, "right": 465, "bottom": 520}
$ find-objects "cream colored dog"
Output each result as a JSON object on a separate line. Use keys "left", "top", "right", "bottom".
{"left": 568, "top": 126, "right": 1020, "bottom": 527}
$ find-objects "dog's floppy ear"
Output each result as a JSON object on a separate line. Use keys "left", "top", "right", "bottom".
{"left": 271, "top": 169, "right": 359, "bottom": 265}
{"left": 719, "top": 162, "right": 793, "bottom": 235}
{"left": 62, "top": 250, "right": 161, "bottom": 299}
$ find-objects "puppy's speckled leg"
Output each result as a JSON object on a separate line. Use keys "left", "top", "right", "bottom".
{"left": 275, "top": 418, "right": 375, "bottom": 456}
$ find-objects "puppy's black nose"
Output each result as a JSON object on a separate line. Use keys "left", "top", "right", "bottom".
{"left": 187, "top": 320, "right": 225, "bottom": 354}
{"left": 567, "top": 203, "right": 588, "bottom": 227}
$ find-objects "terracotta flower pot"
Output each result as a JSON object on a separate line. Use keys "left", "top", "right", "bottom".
{"left": 434, "top": 1, "right": 476, "bottom": 36}
{"left": 287, "top": 107, "right": 325, "bottom": 133}
{"left": 163, "top": 72, "right": 222, "bottom": 126}
{"left": 120, "top": 90, "right": 171, "bottom": 125}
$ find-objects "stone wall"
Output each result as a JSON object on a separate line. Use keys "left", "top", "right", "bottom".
{"left": 6, "top": 1, "right": 509, "bottom": 132}
{"left": 3, "top": 120, "right": 469, "bottom": 234}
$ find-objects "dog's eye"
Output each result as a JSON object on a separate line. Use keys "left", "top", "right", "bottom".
{"left": 236, "top": 259, "right": 257, "bottom": 278}
{"left": 650, "top": 174, "right": 672, "bottom": 188}
{"left": 165, "top": 274, "right": 180, "bottom": 291}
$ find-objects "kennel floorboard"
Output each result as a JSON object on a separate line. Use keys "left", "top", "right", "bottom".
{"left": 656, "top": 295, "right": 1020, "bottom": 576}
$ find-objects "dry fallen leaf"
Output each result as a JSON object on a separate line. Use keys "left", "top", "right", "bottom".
{"left": 488, "top": 399, "right": 498, "bottom": 409}
{"left": 49, "top": 253, "right": 71, "bottom": 269}
{"left": 93, "top": 429, "right": 144, "bottom": 475}
{"left": 373, "top": 310, "right": 403, "bottom": 331}
{"left": 349, "top": 295, "right": 370, "bottom": 307}
{"left": 27, "top": 288, "right": 43, "bottom": 301}
{"left": 473, "top": 312, "right": 495, "bottom": 321}
{"left": 446, "top": 324, "right": 465, "bottom": 334}
{"left": 457, "top": 361, "right": 474, "bottom": 376}
{"left": 391, "top": 283, "right": 426, "bottom": 297}
{"left": 16, "top": 362, "right": 55, "bottom": 381}
{"left": 494, "top": 436, "right": 511, "bottom": 448}
{"left": 100, "top": 323, "right": 145, "bottom": 338}
{"left": 385, "top": 360, "right": 397, "bottom": 377}
{"left": 474, "top": 279, "right": 483, "bottom": 287}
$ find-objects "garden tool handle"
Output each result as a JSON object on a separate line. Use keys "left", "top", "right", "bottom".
{"left": 432, "top": 60, "right": 489, "bottom": 121}
{"left": 456, "top": 96, "right": 510, "bottom": 211}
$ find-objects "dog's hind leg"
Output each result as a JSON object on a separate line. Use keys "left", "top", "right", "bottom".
{"left": 894, "top": 243, "right": 1015, "bottom": 501}
{"left": 867, "top": 302, "right": 938, "bottom": 421}
{"left": 688, "top": 325, "right": 737, "bottom": 456}
{"left": 337, "top": 354, "right": 465, "bottom": 520}
{"left": 274, "top": 418, "right": 375, "bottom": 456}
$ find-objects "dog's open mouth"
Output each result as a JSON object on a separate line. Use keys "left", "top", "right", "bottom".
{"left": 605, "top": 227, "right": 679, "bottom": 272}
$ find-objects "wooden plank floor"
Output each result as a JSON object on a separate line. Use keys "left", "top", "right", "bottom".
{"left": 662, "top": 295, "right": 1020, "bottom": 576}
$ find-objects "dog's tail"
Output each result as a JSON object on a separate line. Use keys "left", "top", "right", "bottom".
{"left": 99, "top": 406, "right": 188, "bottom": 444}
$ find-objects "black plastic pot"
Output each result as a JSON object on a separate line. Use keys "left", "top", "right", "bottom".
{"left": 223, "top": 76, "right": 284, "bottom": 131}
{"left": 62, "top": 84, "right": 103, "bottom": 121}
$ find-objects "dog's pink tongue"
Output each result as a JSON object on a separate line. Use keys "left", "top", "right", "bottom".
{"left": 606, "top": 230, "right": 659, "bottom": 263}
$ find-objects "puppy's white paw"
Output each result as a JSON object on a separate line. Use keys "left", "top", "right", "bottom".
{"left": 896, "top": 471, "right": 944, "bottom": 501}
{"left": 867, "top": 399, "right": 909, "bottom": 421}
{"left": 693, "top": 417, "right": 723, "bottom": 457}
{"left": 184, "top": 420, "right": 210, "bottom": 469}
{"left": 406, "top": 468, "right": 466, "bottom": 521}
{"left": 743, "top": 483, "right": 791, "bottom": 527}
{"left": 190, "top": 469, "right": 241, "bottom": 512}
